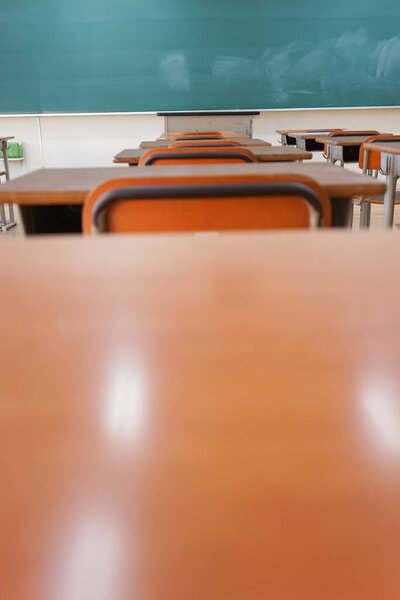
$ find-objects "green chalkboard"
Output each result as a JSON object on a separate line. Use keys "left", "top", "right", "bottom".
{"left": 2, "top": 0, "right": 400, "bottom": 113}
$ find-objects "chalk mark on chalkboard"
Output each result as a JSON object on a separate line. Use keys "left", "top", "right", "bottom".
{"left": 208, "top": 28, "right": 400, "bottom": 105}
{"left": 160, "top": 53, "right": 190, "bottom": 92}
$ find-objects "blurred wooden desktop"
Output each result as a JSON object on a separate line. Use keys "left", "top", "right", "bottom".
{"left": 1, "top": 231, "right": 400, "bottom": 599}
{"left": 140, "top": 137, "right": 270, "bottom": 148}
{"left": 0, "top": 164, "right": 385, "bottom": 232}
{"left": 113, "top": 146, "right": 312, "bottom": 165}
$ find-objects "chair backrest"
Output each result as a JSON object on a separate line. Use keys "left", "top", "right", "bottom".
{"left": 359, "top": 134, "right": 397, "bottom": 170}
{"left": 82, "top": 174, "right": 332, "bottom": 234}
{"left": 177, "top": 131, "right": 223, "bottom": 136}
{"left": 169, "top": 140, "right": 242, "bottom": 148}
{"left": 171, "top": 134, "right": 225, "bottom": 142}
{"left": 305, "top": 129, "right": 344, "bottom": 132}
{"left": 327, "top": 130, "right": 379, "bottom": 138}
{"left": 138, "top": 147, "right": 257, "bottom": 166}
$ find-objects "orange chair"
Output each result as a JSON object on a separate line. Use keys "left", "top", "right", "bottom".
{"left": 359, "top": 134, "right": 397, "bottom": 172}
{"left": 326, "top": 129, "right": 378, "bottom": 141}
{"left": 356, "top": 135, "right": 399, "bottom": 228}
{"left": 177, "top": 131, "right": 223, "bottom": 137}
{"left": 169, "top": 140, "right": 242, "bottom": 149}
{"left": 138, "top": 147, "right": 257, "bottom": 166}
{"left": 82, "top": 174, "right": 332, "bottom": 234}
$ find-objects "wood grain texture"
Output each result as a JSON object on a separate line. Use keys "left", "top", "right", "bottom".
{"left": 364, "top": 140, "right": 400, "bottom": 155}
{"left": 0, "top": 164, "right": 386, "bottom": 205}
{"left": 1, "top": 231, "right": 400, "bottom": 599}
{"left": 140, "top": 137, "right": 270, "bottom": 148}
{"left": 114, "top": 146, "right": 312, "bottom": 165}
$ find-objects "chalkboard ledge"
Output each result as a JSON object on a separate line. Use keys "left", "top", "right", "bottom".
{"left": 157, "top": 111, "right": 260, "bottom": 117}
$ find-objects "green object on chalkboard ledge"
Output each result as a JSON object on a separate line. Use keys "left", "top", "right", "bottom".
{"left": 0, "top": 142, "right": 23, "bottom": 159}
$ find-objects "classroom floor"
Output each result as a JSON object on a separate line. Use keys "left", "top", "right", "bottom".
{"left": 352, "top": 203, "right": 400, "bottom": 229}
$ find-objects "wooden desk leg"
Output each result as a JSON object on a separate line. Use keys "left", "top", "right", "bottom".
{"left": 382, "top": 154, "right": 397, "bottom": 228}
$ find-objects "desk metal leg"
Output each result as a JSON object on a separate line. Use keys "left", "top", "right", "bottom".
{"left": 2, "top": 140, "right": 10, "bottom": 181}
{"left": 383, "top": 156, "right": 397, "bottom": 228}
{"left": 0, "top": 139, "right": 16, "bottom": 231}
{"left": 360, "top": 202, "right": 371, "bottom": 228}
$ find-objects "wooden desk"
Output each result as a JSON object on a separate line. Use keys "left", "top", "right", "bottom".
{"left": 277, "top": 129, "right": 336, "bottom": 146}
{"left": 140, "top": 137, "right": 270, "bottom": 149}
{"left": 316, "top": 135, "right": 382, "bottom": 166}
{"left": 364, "top": 140, "right": 400, "bottom": 227}
{"left": 2, "top": 231, "right": 400, "bottom": 599}
{"left": 288, "top": 130, "right": 340, "bottom": 152}
{"left": 114, "top": 146, "right": 312, "bottom": 166}
{"left": 0, "top": 164, "right": 385, "bottom": 232}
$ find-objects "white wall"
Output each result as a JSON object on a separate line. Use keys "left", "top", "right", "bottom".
{"left": 1, "top": 108, "right": 400, "bottom": 176}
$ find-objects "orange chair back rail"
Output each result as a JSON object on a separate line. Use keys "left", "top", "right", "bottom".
{"left": 327, "top": 130, "right": 380, "bottom": 138}
{"left": 138, "top": 147, "right": 257, "bottom": 166}
{"left": 169, "top": 141, "right": 242, "bottom": 148}
{"left": 176, "top": 131, "right": 223, "bottom": 136}
{"left": 82, "top": 174, "right": 332, "bottom": 234}
{"left": 359, "top": 135, "right": 398, "bottom": 171}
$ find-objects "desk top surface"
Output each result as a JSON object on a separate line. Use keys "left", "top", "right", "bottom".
{"left": 0, "top": 163, "right": 385, "bottom": 205}
{"left": 316, "top": 135, "right": 381, "bottom": 146}
{"left": 364, "top": 140, "right": 400, "bottom": 156}
{"left": 114, "top": 146, "right": 312, "bottom": 164}
{"left": 1, "top": 231, "right": 400, "bottom": 599}
{"left": 140, "top": 137, "right": 270, "bottom": 148}
{"left": 288, "top": 130, "right": 340, "bottom": 139}
{"left": 276, "top": 128, "right": 337, "bottom": 136}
